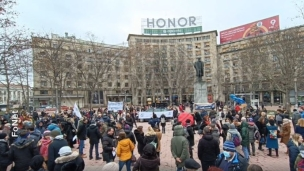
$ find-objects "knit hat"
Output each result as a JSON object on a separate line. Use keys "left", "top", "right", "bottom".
{"left": 19, "top": 129, "right": 30, "bottom": 138}
{"left": 184, "top": 158, "right": 201, "bottom": 170}
{"left": 248, "top": 118, "right": 253, "bottom": 122}
{"left": 241, "top": 117, "right": 246, "bottom": 122}
{"left": 0, "top": 133, "right": 7, "bottom": 139}
{"left": 43, "top": 130, "right": 51, "bottom": 137}
{"left": 223, "top": 141, "right": 236, "bottom": 152}
{"left": 102, "top": 162, "right": 119, "bottom": 171}
{"left": 30, "top": 155, "right": 44, "bottom": 171}
{"left": 50, "top": 130, "right": 61, "bottom": 138}
{"left": 229, "top": 124, "right": 236, "bottom": 129}
{"left": 58, "top": 146, "right": 72, "bottom": 156}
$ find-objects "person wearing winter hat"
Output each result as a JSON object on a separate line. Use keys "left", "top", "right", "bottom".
{"left": 8, "top": 129, "right": 39, "bottom": 171}
{"left": 54, "top": 146, "right": 85, "bottom": 171}
{"left": 28, "top": 155, "right": 46, "bottom": 171}
{"left": 215, "top": 141, "right": 248, "bottom": 170}
{"left": 47, "top": 130, "right": 68, "bottom": 171}
{"left": 184, "top": 158, "right": 201, "bottom": 171}
{"left": 102, "top": 162, "right": 119, "bottom": 171}
{"left": 226, "top": 124, "right": 242, "bottom": 146}
{"left": 38, "top": 130, "right": 52, "bottom": 162}
{"left": 132, "top": 143, "right": 160, "bottom": 171}
{"left": 0, "top": 133, "right": 11, "bottom": 171}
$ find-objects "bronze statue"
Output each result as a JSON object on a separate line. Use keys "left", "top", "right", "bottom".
{"left": 194, "top": 58, "right": 204, "bottom": 81}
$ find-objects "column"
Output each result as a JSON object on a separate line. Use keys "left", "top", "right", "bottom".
{"left": 271, "top": 91, "right": 274, "bottom": 105}
{"left": 259, "top": 92, "right": 263, "bottom": 102}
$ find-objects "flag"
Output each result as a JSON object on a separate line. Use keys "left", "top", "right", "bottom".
{"left": 73, "top": 103, "right": 82, "bottom": 119}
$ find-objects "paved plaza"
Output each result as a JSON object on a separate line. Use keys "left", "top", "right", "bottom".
{"left": 82, "top": 121, "right": 289, "bottom": 171}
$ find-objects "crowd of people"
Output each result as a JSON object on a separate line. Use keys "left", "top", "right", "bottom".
{"left": 0, "top": 103, "right": 300, "bottom": 171}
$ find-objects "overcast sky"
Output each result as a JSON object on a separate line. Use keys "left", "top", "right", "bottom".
{"left": 15, "top": 0, "right": 302, "bottom": 45}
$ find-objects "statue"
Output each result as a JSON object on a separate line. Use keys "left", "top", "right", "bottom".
{"left": 194, "top": 58, "right": 204, "bottom": 81}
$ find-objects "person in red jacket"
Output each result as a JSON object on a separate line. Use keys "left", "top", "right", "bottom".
{"left": 179, "top": 104, "right": 184, "bottom": 113}
{"left": 235, "top": 104, "right": 241, "bottom": 114}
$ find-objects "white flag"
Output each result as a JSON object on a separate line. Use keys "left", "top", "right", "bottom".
{"left": 73, "top": 103, "right": 82, "bottom": 119}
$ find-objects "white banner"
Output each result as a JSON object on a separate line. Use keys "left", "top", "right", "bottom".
{"left": 138, "top": 111, "right": 173, "bottom": 119}
{"left": 108, "top": 101, "right": 124, "bottom": 112}
{"left": 73, "top": 103, "right": 82, "bottom": 119}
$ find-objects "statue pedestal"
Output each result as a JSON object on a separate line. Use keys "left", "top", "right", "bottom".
{"left": 194, "top": 81, "right": 208, "bottom": 103}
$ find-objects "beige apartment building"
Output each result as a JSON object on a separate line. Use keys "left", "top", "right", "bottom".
{"left": 32, "top": 33, "right": 130, "bottom": 108}
{"left": 127, "top": 31, "right": 219, "bottom": 105}
{"left": 217, "top": 25, "right": 304, "bottom": 105}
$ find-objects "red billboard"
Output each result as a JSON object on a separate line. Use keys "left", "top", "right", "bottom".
{"left": 220, "top": 15, "right": 280, "bottom": 44}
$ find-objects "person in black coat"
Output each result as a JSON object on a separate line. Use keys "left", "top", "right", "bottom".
{"left": 28, "top": 155, "right": 47, "bottom": 171}
{"left": 197, "top": 126, "right": 220, "bottom": 171}
{"left": 87, "top": 121, "right": 102, "bottom": 160}
{"left": 76, "top": 117, "right": 88, "bottom": 158}
{"left": 0, "top": 133, "right": 11, "bottom": 171}
{"left": 8, "top": 129, "right": 39, "bottom": 171}
{"left": 102, "top": 127, "right": 116, "bottom": 163}
{"left": 134, "top": 126, "right": 145, "bottom": 156}
{"left": 54, "top": 146, "right": 85, "bottom": 171}
{"left": 124, "top": 124, "right": 136, "bottom": 145}
{"left": 186, "top": 119, "right": 195, "bottom": 158}
{"left": 287, "top": 134, "right": 302, "bottom": 171}
{"left": 47, "top": 130, "right": 68, "bottom": 171}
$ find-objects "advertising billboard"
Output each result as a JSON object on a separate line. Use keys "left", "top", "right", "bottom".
{"left": 220, "top": 15, "right": 280, "bottom": 44}
{"left": 141, "top": 16, "right": 202, "bottom": 35}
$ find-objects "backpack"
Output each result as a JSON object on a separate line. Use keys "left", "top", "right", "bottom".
{"left": 232, "top": 133, "right": 241, "bottom": 147}
{"left": 149, "top": 136, "right": 157, "bottom": 148}
{"left": 297, "top": 157, "right": 304, "bottom": 171}
{"left": 269, "top": 130, "right": 278, "bottom": 139}
{"left": 161, "top": 117, "right": 166, "bottom": 124}
{"left": 254, "top": 130, "right": 261, "bottom": 140}
{"left": 184, "top": 127, "right": 189, "bottom": 138}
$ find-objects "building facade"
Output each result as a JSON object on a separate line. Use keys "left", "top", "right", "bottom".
{"left": 32, "top": 33, "right": 130, "bottom": 108}
{"left": 0, "top": 84, "right": 33, "bottom": 105}
{"left": 127, "top": 31, "right": 218, "bottom": 105}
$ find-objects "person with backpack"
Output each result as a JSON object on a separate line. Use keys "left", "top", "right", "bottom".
{"left": 160, "top": 114, "right": 166, "bottom": 134}
{"left": 266, "top": 116, "right": 279, "bottom": 157}
{"left": 293, "top": 109, "right": 301, "bottom": 132}
{"left": 240, "top": 118, "right": 250, "bottom": 161}
{"left": 54, "top": 146, "right": 85, "bottom": 171}
{"left": 287, "top": 133, "right": 302, "bottom": 171}
{"left": 215, "top": 141, "right": 249, "bottom": 171}
{"left": 247, "top": 118, "right": 259, "bottom": 156}
{"left": 143, "top": 126, "right": 159, "bottom": 150}
{"left": 226, "top": 124, "right": 242, "bottom": 148}
{"left": 295, "top": 145, "right": 304, "bottom": 171}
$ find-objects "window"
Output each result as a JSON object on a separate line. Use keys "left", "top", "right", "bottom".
{"left": 40, "top": 71, "right": 47, "bottom": 77}
{"left": 202, "top": 35, "right": 210, "bottom": 40}
{"left": 187, "top": 44, "right": 192, "bottom": 50}
{"left": 88, "top": 49, "right": 92, "bottom": 53}
{"left": 124, "top": 67, "right": 129, "bottom": 72}
{"left": 77, "top": 64, "right": 82, "bottom": 69}
{"left": 115, "top": 59, "right": 120, "bottom": 65}
{"left": 40, "top": 81, "right": 47, "bottom": 87}
{"left": 66, "top": 81, "right": 71, "bottom": 87}
{"left": 204, "top": 42, "right": 210, "bottom": 48}
{"left": 66, "top": 91, "right": 73, "bottom": 95}
{"left": 125, "top": 75, "right": 128, "bottom": 79}
{"left": 161, "top": 39, "right": 167, "bottom": 43}
{"left": 195, "top": 43, "right": 201, "bottom": 49}
{"left": 195, "top": 51, "right": 201, "bottom": 56}
{"left": 65, "top": 54, "right": 72, "bottom": 60}
{"left": 108, "top": 82, "right": 112, "bottom": 87}
{"left": 178, "top": 39, "right": 184, "bottom": 42}
{"left": 186, "top": 38, "right": 192, "bottom": 42}
{"left": 77, "top": 82, "right": 82, "bottom": 87}
{"left": 117, "top": 75, "right": 120, "bottom": 79}
{"left": 169, "top": 39, "right": 176, "bottom": 43}
{"left": 125, "top": 83, "right": 129, "bottom": 87}
{"left": 117, "top": 82, "right": 121, "bottom": 87}
{"left": 66, "top": 72, "right": 71, "bottom": 78}
{"left": 204, "top": 49, "right": 210, "bottom": 55}
{"left": 40, "top": 90, "right": 48, "bottom": 95}
{"left": 195, "top": 37, "right": 201, "bottom": 41}
{"left": 77, "top": 73, "right": 82, "bottom": 78}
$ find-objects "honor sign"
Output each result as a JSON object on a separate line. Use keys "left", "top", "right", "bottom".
{"left": 141, "top": 16, "right": 202, "bottom": 35}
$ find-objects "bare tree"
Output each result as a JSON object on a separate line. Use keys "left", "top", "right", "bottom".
{"left": 244, "top": 26, "right": 304, "bottom": 109}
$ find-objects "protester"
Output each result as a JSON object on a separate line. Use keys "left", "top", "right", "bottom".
{"left": 102, "top": 162, "right": 119, "bottom": 171}
{"left": 116, "top": 132, "right": 134, "bottom": 171}
{"left": 134, "top": 126, "right": 145, "bottom": 156}
{"left": 102, "top": 127, "right": 116, "bottom": 163}
{"left": 184, "top": 158, "right": 201, "bottom": 171}
{"left": 53, "top": 146, "right": 85, "bottom": 171}
{"left": 0, "top": 133, "right": 11, "bottom": 171}
{"left": 28, "top": 155, "right": 47, "bottom": 171}
{"left": 87, "top": 120, "right": 102, "bottom": 160}
{"left": 132, "top": 144, "right": 160, "bottom": 171}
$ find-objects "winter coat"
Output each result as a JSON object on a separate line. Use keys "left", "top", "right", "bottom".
{"left": 54, "top": 151, "right": 85, "bottom": 171}
{"left": 216, "top": 152, "right": 249, "bottom": 171}
{"left": 86, "top": 124, "right": 101, "bottom": 144}
{"left": 266, "top": 124, "right": 279, "bottom": 149}
{"left": 47, "top": 135, "right": 68, "bottom": 171}
{"left": 47, "top": 123, "right": 62, "bottom": 134}
{"left": 197, "top": 134, "right": 220, "bottom": 162}
{"left": 125, "top": 128, "right": 136, "bottom": 145}
{"left": 134, "top": 129, "right": 145, "bottom": 155}
{"left": 280, "top": 122, "right": 291, "bottom": 145}
{"left": 116, "top": 138, "right": 135, "bottom": 161}
{"left": 143, "top": 134, "right": 159, "bottom": 150}
{"left": 125, "top": 117, "right": 134, "bottom": 128}
{"left": 287, "top": 139, "right": 300, "bottom": 171}
{"left": 39, "top": 137, "right": 52, "bottom": 161}
{"left": 155, "top": 131, "right": 162, "bottom": 152}
{"left": 148, "top": 118, "right": 160, "bottom": 128}
{"left": 29, "top": 129, "right": 42, "bottom": 145}
{"left": 211, "top": 127, "right": 220, "bottom": 144}
{"left": 102, "top": 134, "right": 115, "bottom": 162}
{"left": 292, "top": 111, "right": 301, "bottom": 126}
{"left": 9, "top": 138, "right": 39, "bottom": 171}
{"left": 132, "top": 144, "right": 160, "bottom": 171}
{"left": 248, "top": 122, "right": 258, "bottom": 143}
{"left": 0, "top": 139, "right": 12, "bottom": 167}
{"left": 256, "top": 120, "right": 267, "bottom": 136}
{"left": 295, "top": 125, "right": 304, "bottom": 139}
{"left": 186, "top": 125, "right": 195, "bottom": 146}
{"left": 76, "top": 120, "right": 87, "bottom": 140}
{"left": 226, "top": 128, "right": 242, "bottom": 142}
{"left": 170, "top": 125, "right": 190, "bottom": 168}
{"left": 241, "top": 122, "right": 249, "bottom": 147}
